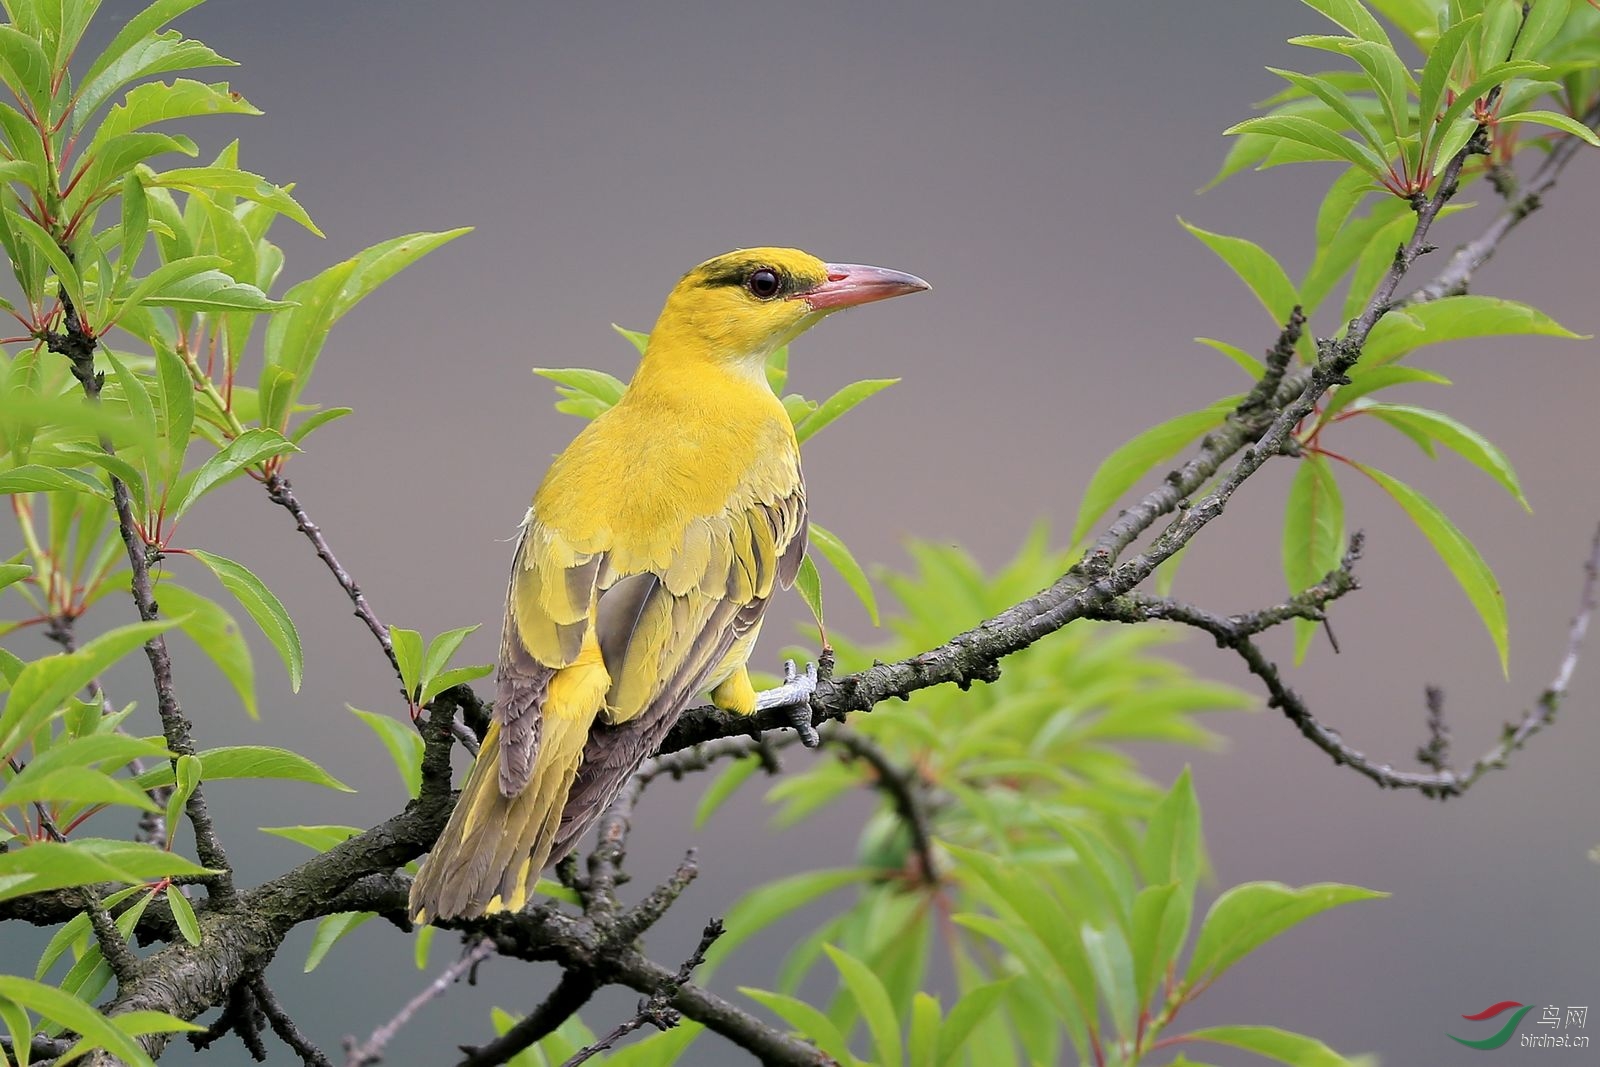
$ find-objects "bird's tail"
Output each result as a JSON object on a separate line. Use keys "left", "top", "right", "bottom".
{"left": 409, "top": 699, "right": 597, "bottom": 923}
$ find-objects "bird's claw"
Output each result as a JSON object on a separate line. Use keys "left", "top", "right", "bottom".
{"left": 754, "top": 659, "right": 820, "bottom": 747}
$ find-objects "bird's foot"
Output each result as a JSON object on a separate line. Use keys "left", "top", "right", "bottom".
{"left": 754, "top": 659, "right": 820, "bottom": 747}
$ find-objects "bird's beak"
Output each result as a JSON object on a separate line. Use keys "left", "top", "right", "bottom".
{"left": 796, "top": 263, "right": 931, "bottom": 311}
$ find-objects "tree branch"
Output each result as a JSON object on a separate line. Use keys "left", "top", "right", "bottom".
{"left": 343, "top": 938, "right": 497, "bottom": 1067}
{"left": 559, "top": 921, "right": 723, "bottom": 1067}
{"left": 1405, "top": 101, "right": 1600, "bottom": 305}
{"left": 455, "top": 971, "right": 598, "bottom": 1067}
{"left": 45, "top": 287, "right": 234, "bottom": 899}
{"left": 1091, "top": 526, "right": 1600, "bottom": 797}
{"left": 264, "top": 474, "right": 402, "bottom": 682}
{"left": 827, "top": 727, "right": 941, "bottom": 886}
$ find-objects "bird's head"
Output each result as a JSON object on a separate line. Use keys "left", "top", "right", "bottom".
{"left": 645, "top": 247, "right": 929, "bottom": 374}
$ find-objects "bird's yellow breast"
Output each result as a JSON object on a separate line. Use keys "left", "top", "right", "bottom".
{"left": 531, "top": 360, "right": 798, "bottom": 576}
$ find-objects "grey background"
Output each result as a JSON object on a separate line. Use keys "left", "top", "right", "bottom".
{"left": 14, "top": 1, "right": 1600, "bottom": 1063}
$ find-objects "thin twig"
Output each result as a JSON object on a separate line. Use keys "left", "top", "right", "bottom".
{"left": 455, "top": 971, "right": 598, "bottom": 1067}
{"left": 827, "top": 727, "right": 941, "bottom": 885}
{"left": 253, "top": 976, "right": 336, "bottom": 1067}
{"left": 344, "top": 938, "right": 497, "bottom": 1066}
{"left": 1406, "top": 100, "right": 1600, "bottom": 305}
{"left": 1091, "top": 525, "right": 1600, "bottom": 798}
{"left": 265, "top": 474, "right": 401, "bottom": 681}
{"left": 559, "top": 921, "right": 723, "bottom": 1067}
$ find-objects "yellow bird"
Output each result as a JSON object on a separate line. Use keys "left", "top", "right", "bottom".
{"left": 411, "top": 248, "right": 928, "bottom": 921}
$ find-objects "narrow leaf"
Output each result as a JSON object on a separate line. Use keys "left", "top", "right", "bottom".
{"left": 808, "top": 523, "right": 879, "bottom": 626}
{"left": 186, "top": 548, "right": 302, "bottom": 691}
{"left": 1358, "top": 463, "right": 1509, "bottom": 672}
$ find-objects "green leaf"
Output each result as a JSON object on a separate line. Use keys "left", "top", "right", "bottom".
{"left": 794, "top": 553, "right": 824, "bottom": 630}
{"left": 151, "top": 580, "right": 257, "bottom": 717}
{"left": 1186, "top": 882, "right": 1386, "bottom": 987}
{"left": 349, "top": 707, "right": 422, "bottom": 798}
{"left": 934, "top": 980, "right": 1011, "bottom": 1067}
{"left": 1138, "top": 767, "right": 1201, "bottom": 891}
{"left": 1419, "top": 16, "right": 1482, "bottom": 160}
{"left": 420, "top": 665, "right": 492, "bottom": 706}
{"left": 92, "top": 79, "right": 261, "bottom": 147}
{"left": 330, "top": 229, "right": 472, "bottom": 318}
{"left": 1180, "top": 219, "right": 1304, "bottom": 332}
{"left": 824, "top": 945, "right": 902, "bottom": 1067}
{"left": 1361, "top": 404, "right": 1528, "bottom": 509}
{"left": 111, "top": 252, "right": 226, "bottom": 322}
{"left": 533, "top": 367, "right": 628, "bottom": 412}
{"left": 139, "top": 268, "right": 290, "bottom": 312}
{"left": 0, "top": 975, "right": 157, "bottom": 1067}
{"left": 1071, "top": 399, "right": 1234, "bottom": 542}
{"left": 1221, "top": 114, "right": 1390, "bottom": 177}
{"left": 137, "top": 744, "right": 350, "bottom": 791}
{"left": 304, "top": 911, "right": 372, "bottom": 972}
{"left": 155, "top": 343, "right": 194, "bottom": 481}
{"left": 908, "top": 992, "right": 940, "bottom": 1067}
{"left": 808, "top": 523, "right": 879, "bottom": 626}
{"left": 694, "top": 753, "right": 761, "bottom": 828}
{"left": 1358, "top": 464, "right": 1509, "bottom": 672}
{"left": 0, "top": 838, "right": 213, "bottom": 903}
{"left": 259, "top": 824, "right": 362, "bottom": 852}
{"left": 389, "top": 626, "right": 423, "bottom": 695}
{"left": 1266, "top": 68, "right": 1387, "bottom": 151}
{"left": 1130, "top": 883, "right": 1190, "bottom": 1012}
{"left": 9, "top": 211, "right": 85, "bottom": 310}
{"left": 700, "top": 867, "right": 875, "bottom": 978}
{"left": 0, "top": 26, "right": 53, "bottom": 123}
{"left": 186, "top": 548, "right": 303, "bottom": 691}
{"left": 793, "top": 378, "right": 898, "bottom": 443}
{"left": 1433, "top": 60, "right": 1548, "bottom": 154}
{"left": 1498, "top": 108, "right": 1600, "bottom": 146}
{"left": 169, "top": 428, "right": 297, "bottom": 521}
{"left": 288, "top": 405, "right": 354, "bottom": 446}
{"left": 739, "top": 987, "right": 858, "bottom": 1067}
{"left": 611, "top": 323, "right": 650, "bottom": 355}
{"left": 418, "top": 624, "right": 481, "bottom": 702}
{"left": 1319, "top": 365, "right": 1451, "bottom": 421}
{"left": 1299, "top": 0, "right": 1393, "bottom": 44}
{"left": 149, "top": 166, "right": 321, "bottom": 235}
{"left": 0, "top": 764, "right": 159, "bottom": 813}
{"left": 1360, "top": 295, "right": 1582, "bottom": 366}
{"left": 0, "top": 465, "right": 110, "bottom": 498}
{"left": 165, "top": 752, "right": 200, "bottom": 841}
{"left": 0, "top": 562, "right": 31, "bottom": 591}
{"left": 76, "top": 0, "right": 221, "bottom": 123}
{"left": 1194, "top": 337, "right": 1265, "bottom": 380}
{"left": 0, "top": 619, "right": 176, "bottom": 758}
{"left": 1186, "top": 1024, "right": 1359, "bottom": 1066}
{"left": 166, "top": 883, "right": 201, "bottom": 945}
{"left": 1282, "top": 455, "right": 1345, "bottom": 662}
{"left": 1080, "top": 921, "right": 1137, "bottom": 1044}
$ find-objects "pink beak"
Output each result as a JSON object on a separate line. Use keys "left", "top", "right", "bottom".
{"left": 796, "top": 262, "right": 931, "bottom": 311}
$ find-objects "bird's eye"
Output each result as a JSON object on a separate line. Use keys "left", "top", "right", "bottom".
{"left": 748, "top": 268, "right": 781, "bottom": 299}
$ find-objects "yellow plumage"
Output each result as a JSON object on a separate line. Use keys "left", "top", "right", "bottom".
{"left": 410, "top": 248, "right": 928, "bottom": 922}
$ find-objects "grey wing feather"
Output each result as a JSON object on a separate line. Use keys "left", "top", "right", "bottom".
{"left": 549, "top": 598, "right": 764, "bottom": 860}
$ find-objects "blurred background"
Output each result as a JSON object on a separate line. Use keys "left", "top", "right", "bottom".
{"left": 15, "top": 0, "right": 1600, "bottom": 1062}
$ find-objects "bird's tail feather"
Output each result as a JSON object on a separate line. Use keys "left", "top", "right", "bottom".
{"left": 409, "top": 710, "right": 593, "bottom": 923}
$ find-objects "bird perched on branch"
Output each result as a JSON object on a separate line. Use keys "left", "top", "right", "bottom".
{"left": 411, "top": 248, "right": 929, "bottom": 921}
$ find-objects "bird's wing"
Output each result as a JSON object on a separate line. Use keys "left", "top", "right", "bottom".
{"left": 549, "top": 477, "right": 807, "bottom": 857}
{"left": 495, "top": 516, "right": 603, "bottom": 796}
